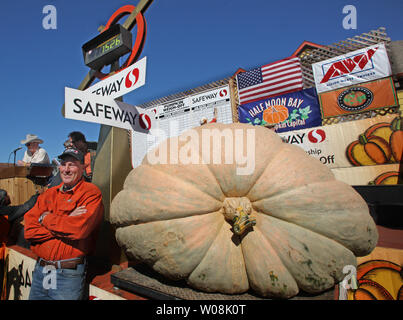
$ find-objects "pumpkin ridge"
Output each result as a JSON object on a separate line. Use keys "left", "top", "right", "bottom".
{"left": 241, "top": 226, "right": 299, "bottom": 298}
{"left": 115, "top": 210, "right": 223, "bottom": 228}
{"left": 250, "top": 173, "right": 334, "bottom": 203}
{"left": 187, "top": 218, "right": 249, "bottom": 293}
{"left": 247, "top": 143, "right": 334, "bottom": 202}
{"left": 252, "top": 206, "right": 344, "bottom": 249}
{"left": 252, "top": 180, "right": 378, "bottom": 256}
{"left": 204, "top": 162, "right": 227, "bottom": 198}
{"left": 148, "top": 164, "right": 225, "bottom": 202}
{"left": 252, "top": 179, "right": 346, "bottom": 206}
{"left": 245, "top": 144, "right": 293, "bottom": 201}
{"left": 255, "top": 212, "right": 356, "bottom": 292}
{"left": 111, "top": 166, "right": 224, "bottom": 225}
{"left": 195, "top": 217, "right": 226, "bottom": 265}
{"left": 185, "top": 217, "right": 226, "bottom": 280}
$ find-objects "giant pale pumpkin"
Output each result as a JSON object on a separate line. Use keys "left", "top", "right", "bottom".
{"left": 111, "top": 123, "right": 378, "bottom": 298}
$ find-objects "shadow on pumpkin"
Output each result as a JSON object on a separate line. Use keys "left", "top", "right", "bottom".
{"left": 231, "top": 226, "right": 254, "bottom": 246}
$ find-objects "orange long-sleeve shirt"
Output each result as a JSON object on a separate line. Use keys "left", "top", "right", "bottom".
{"left": 24, "top": 179, "right": 104, "bottom": 261}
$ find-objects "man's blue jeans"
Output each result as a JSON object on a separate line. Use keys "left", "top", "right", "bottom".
{"left": 28, "top": 261, "right": 87, "bottom": 300}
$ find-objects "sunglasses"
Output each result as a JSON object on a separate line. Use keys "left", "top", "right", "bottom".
{"left": 26, "top": 142, "right": 38, "bottom": 147}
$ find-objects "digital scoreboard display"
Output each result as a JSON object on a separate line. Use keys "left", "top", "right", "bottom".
{"left": 82, "top": 24, "right": 132, "bottom": 70}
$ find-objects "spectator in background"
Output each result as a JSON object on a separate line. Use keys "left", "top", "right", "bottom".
{"left": 66, "top": 131, "right": 95, "bottom": 182}
{"left": 17, "top": 134, "right": 50, "bottom": 166}
{"left": 48, "top": 131, "right": 96, "bottom": 188}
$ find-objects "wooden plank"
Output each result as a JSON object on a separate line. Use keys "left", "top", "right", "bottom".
{"left": 0, "top": 176, "right": 38, "bottom": 205}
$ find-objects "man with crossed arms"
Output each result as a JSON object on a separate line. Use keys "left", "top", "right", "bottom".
{"left": 24, "top": 148, "right": 104, "bottom": 300}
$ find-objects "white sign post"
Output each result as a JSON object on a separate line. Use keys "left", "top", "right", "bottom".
{"left": 85, "top": 56, "right": 147, "bottom": 99}
{"left": 65, "top": 87, "right": 155, "bottom": 133}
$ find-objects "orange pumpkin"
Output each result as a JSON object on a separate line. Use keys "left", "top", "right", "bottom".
{"left": 347, "top": 260, "right": 403, "bottom": 300}
{"left": 346, "top": 134, "right": 391, "bottom": 166}
{"left": 364, "top": 122, "right": 393, "bottom": 143}
{"left": 370, "top": 171, "right": 400, "bottom": 185}
{"left": 390, "top": 116, "right": 403, "bottom": 162}
{"left": 262, "top": 105, "right": 289, "bottom": 125}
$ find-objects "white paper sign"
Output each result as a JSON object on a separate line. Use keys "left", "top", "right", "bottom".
{"left": 312, "top": 43, "right": 392, "bottom": 93}
{"left": 130, "top": 85, "right": 233, "bottom": 168}
{"left": 85, "top": 56, "right": 147, "bottom": 99}
{"left": 65, "top": 87, "right": 155, "bottom": 133}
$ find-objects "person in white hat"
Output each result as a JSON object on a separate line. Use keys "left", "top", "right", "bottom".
{"left": 17, "top": 134, "right": 50, "bottom": 166}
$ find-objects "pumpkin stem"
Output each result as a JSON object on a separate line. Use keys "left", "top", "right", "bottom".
{"left": 358, "top": 134, "right": 368, "bottom": 145}
{"left": 391, "top": 116, "right": 402, "bottom": 131}
{"left": 222, "top": 197, "right": 256, "bottom": 236}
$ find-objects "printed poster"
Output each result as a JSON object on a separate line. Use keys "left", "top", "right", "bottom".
{"left": 277, "top": 114, "right": 403, "bottom": 169}
{"left": 131, "top": 85, "right": 233, "bottom": 168}
{"left": 319, "top": 77, "right": 398, "bottom": 118}
{"left": 238, "top": 88, "right": 322, "bottom": 133}
{"left": 312, "top": 43, "right": 392, "bottom": 93}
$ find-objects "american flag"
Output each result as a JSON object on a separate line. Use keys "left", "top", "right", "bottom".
{"left": 236, "top": 56, "right": 303, "bottom": 105}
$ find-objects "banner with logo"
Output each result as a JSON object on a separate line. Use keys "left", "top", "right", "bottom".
{"left": 312, "top": 43, "right": 392, "bottom": 93}
{"left": 238, "top": 88, "right": 322, "bottom": 133}
{"left": 318, "top": 77, "right": 398, "bottom": 118}
{"left": 85, "top": 56, "right": 147, "bottom": 99}
{"left": 65, "top": 87, "right": 155, "bottom": 133}
{"left": 277, "top": 114, "right": 402, "bottom": 169}
{"left": 131, "top": 85, "right": 233, "bottom": 168}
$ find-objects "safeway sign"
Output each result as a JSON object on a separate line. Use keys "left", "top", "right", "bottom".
{"left": 312, "top": 43, "right": 392, "bottom": 93}
{"left": 85, "top": 56, "right": 147, "bottom": 99}
{"left": 64, "top": 87, "right": 154, "bottom": 133}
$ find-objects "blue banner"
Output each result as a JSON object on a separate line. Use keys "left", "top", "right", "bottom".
{"left": 238, "top": 87, "right": 322, "bottom": 133}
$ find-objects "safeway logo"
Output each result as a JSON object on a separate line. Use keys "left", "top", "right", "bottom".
{"left": 125, "top": 68, "right": 140, "bottom": 88}
{"left": 139, "top": 113, "right": 152, "bottom": 130}
{"left": 219, "top": 88, "right": 228, "bottom": 97}
{"left": 85, "top": 56, "right": 147, "bottom": 100}
{"left": 320, "top": 47, "right": 378, "bottom": 84}
{"left": 308, "top": 129, "right": 326, "bottom": 143}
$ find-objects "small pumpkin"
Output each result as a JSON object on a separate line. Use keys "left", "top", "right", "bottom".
{"left": 390, "top": 116, "right": 403, "bottom": 162}
{"left": 347, "top": 260, "right": 403, "bottom": 300}
{"left": 364, "top": 122, "right": 393, "bottom": 148}
{"left": 369, "top": 171, "right": 400, "bottom": 185}
{"left": 346, "top": 134, "right": 391, "bottom": 166}
{"left": 111, "top": 123, "right": 378, "bottom": 298}
{"left": 262, "top": 105, "right": 289, "bottom": 125}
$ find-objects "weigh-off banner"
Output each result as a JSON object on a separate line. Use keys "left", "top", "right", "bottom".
{"left": 277, "top": 114, "right": 402, "bottom": 169}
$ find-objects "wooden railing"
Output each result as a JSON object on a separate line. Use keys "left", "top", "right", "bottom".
{"left": 0, "top": 164, "right": 50, "bottom": 205}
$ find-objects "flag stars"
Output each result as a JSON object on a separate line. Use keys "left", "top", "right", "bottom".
{"left": 238, "top": 68, "right": 263, "bottom": 89}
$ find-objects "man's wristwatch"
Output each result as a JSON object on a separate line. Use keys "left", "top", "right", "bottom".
{"left": 38, "top": 213, "right": 46, "bottom": 224}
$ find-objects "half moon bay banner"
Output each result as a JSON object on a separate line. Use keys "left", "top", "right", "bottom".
{"left": 238, "top": 87, "right": 322, "bottom": 133}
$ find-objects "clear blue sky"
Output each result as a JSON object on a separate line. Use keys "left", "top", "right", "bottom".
{"left": 1, "top": 0, "right": 403, "bottom": 163}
